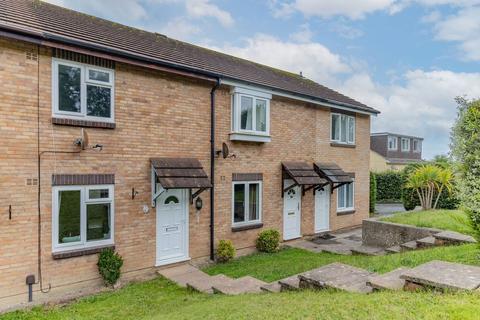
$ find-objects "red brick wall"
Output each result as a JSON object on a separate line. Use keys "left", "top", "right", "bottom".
{"left": 0, "top": 37, "right": 371, "bottom": 307}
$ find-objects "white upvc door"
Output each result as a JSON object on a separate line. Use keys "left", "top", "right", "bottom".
{"left": 315, "top": 185, "right": 330, "bottom": 233}
{"left": 156, "top": 189, "right": 189, "bottom": 266}
{"left": 283, "top": 180, "right": 301, "bottom": 240}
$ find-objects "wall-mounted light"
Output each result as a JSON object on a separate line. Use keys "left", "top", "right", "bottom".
{"left": 132, "top": 188, "right": 139, "bottom": 200}
{"left": 195, "top": 197, "right": 203, "bottom": 211}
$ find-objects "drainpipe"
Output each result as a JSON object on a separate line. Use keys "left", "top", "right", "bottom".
{"left": 210, "top": 78, "right": 221, "bottom": 261}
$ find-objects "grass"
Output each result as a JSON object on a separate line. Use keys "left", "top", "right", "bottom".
{"left": 380, "top": 209, "right": 475, "bottom": 236}
{"left": 204, "top": 244, "right": 479, "bottom": 282}
{"left": 4, "top": 275, "right": 480, "bottom": 320}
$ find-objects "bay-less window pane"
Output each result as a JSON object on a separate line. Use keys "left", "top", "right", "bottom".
{"left": 234, "top": 184, "right": 245, "bottom": 223}
{"left": 340, "top": 115, "right": 347, "bottom": 143}
{"left": 87, "top": 203, "right": 111, "bottom": 241}
{"left": 58, "top": 65, "right": 81, "bottom": 113}
{"left": 338, "top": 185, "right": 345, "bottom": 208}
{"left": 346, "top": 184, "right": 354, "bottom": 208}
{"left": 249, "top": 184, "right": 259, "bottom": 221}
{"left": 256, "top": 99, "right": 267, "bottom": 132}
{"left": 87, "top": 85, "right": 111, "bottom": 118}
{"left": 348, "top": 117, "right": 354, "bottom": 143}
{"left": 240, "top": 96, "right": 253, "bottom": 130}
{"left": 88, "top": 69, "right": 110, "bottom": 83}
{"left": 58, "top": 190, "right": 81, "bottom": 244}
{"left": 89, "top": 189, "right": 109, "bottom": 199}
{"left": 331, "top": 114, "right": 340, "bottom": 140}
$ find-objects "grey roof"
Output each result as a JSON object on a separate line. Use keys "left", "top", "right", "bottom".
{"left": 0, "top": 0, "right": 379, "bottom": 114}
{"left": 282, "top": 162, "right": 328, "bottom": 186}
{"left": 371, "top": 132, "right": 423, "bottom": 140}
{"left": 151, "top": 158, "right": 211, "bottom": 189}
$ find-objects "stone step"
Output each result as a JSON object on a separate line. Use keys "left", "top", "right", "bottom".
{"left": 278, "top": 275, "right": 302, "bottom": 291}
{"left": 351, "top": 245, "right": 386, "bottom": 256}
{"left": 433, "top": 231, "right": 477, "bottom": 246}
{"left": 186, "top": 274, "right": 233, "bottom": 294}
{"left": 367, "top": 267, "right": 410, "bottom": 291}
{"left": 385, "top": 245, "right": 402, "bottom": 254}
{"left": 400, "top": 240, "right": 418, "bottom": 252}
{"left": 260, "top": 282, "right": 282, "bottom": 293}
{"left": 157, "top": 264, "right": 206, "bottom": 287}
{"left": 416, "top": 236, "right": 437, "bottom": 249}
{"left": 212, "top": 276, "right": 267, "bottom": 295}
{"left": 298, "top": 263, "right": 375, "bottom": 294}
{"left": 320, "top": 246, "right": 353, "bottom": 255}
{"left": 401, "top": 260, "right": 480, "bottom": 291}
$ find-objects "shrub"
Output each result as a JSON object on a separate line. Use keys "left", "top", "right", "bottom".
{"left": 375, "top": 171, "right": 405, "bottom": 202}
{"left": 216, "top": 240, "right": 235, "bottom": 263}
{"left": 97, "top": 248, "right": 123, "bottom": 287}
{"left": 256, "top": 229, "right": 280, "bottom": 253}
{"left": 369, "top": 172, "right": 377, "bottom": 215}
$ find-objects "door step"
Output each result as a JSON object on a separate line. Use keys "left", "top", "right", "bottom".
{"left": 187, "top": 274, "right": 233, "bottom": 294}
{"left": 367, "top": 267, "right": 410, "bottom": 291}
{"left": 433, "top": 231, "right": 477, "bottom": 246}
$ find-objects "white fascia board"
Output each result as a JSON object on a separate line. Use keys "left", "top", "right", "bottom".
{"left": 222, "top": 79, "right": 377, "bottom": 116}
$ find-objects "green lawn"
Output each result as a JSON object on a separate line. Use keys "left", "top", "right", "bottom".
{"left": 5, "top": 244, "right": 480, "bottom": 320}
{"left": 380, "top": 209, "right": 475, "bottom": 236}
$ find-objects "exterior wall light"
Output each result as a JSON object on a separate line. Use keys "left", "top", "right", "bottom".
{"left": 195, "top": 197, "right": 203, "bottom": 211}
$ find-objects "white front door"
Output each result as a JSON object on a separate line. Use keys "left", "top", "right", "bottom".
{"left": 156, "top": 189, "right": 189, "bottom": 266}
{"left": 283, "top": 180, "right": 301, "bottom": 240}
{"left": 315, "top": 185, "right": 330, "bottom": 233}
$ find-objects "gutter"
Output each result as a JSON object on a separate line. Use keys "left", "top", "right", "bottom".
{"left": 210, "top": 78, "right": 221, "bottom": 261}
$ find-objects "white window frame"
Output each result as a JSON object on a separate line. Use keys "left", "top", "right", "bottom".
{"left": 413, "top": 139, "right": 421, "bottom": 153}
{"left": 388, "top": 136, "right": 398, "bottom": 150}
{"left": 401, "top": 138, "right": 411, "bottom": 152}
{"left": 331, "top": 113, "right": 355, "bottom": 145}
{"left": 231, "top": 87, "right": 271, "bottom": 141}
{"left": 337, "top": 182, "right": 355, "bottom": 212}
{"left": 52, "top": 184, "right": 114, "bottom": 252}
{"left": 231, "top": 180, "right": 263, "bottom": 227}
{"left": 52, "top": 58, "right": 115, "bottom": 123}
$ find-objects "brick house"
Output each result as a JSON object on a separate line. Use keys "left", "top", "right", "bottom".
{"left": 0, "top": 0, "right": 379, "bottom": 308}
{"left": 370, "top": 133, "right": 423, "bottom": 172}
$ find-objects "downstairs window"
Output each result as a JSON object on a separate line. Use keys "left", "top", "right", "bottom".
{"left": 232, "top": 181, "right": 262, "bottom": 226}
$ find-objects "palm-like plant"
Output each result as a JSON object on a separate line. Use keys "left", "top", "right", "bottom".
{"left": 405, "top": 165, "right": 454, "bottom": 210}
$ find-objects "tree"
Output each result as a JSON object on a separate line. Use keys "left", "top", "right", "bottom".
{"left": 451, "top": 97, "right": 480, "bottom": 239}
{"left": 405, "top": 164, "right": 453, "bottom": 210}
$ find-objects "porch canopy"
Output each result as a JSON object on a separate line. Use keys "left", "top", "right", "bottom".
{"left": 313, "top": 162, "right": 353, "bottom": 193}
{"left": 151, "top": 158, "right": 211, "bottom": 206}
{"left": 282, "top": 162, "right": 328, "bottom": 196}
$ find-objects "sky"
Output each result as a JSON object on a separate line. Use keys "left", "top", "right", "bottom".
{"left": 43, "top": 0, "right": 480, "bottom": 159}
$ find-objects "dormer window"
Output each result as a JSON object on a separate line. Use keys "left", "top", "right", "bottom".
{"left": 413, "top": 139, "right": 421, "bottom": 153}
{"left": 388, "top": 136, "right": 398, "bottom": 150}
{"left": 401, "top": 138, "right": 411, "bottom": 152}
{"left": 230, "top": 87, "right": 271, "bottom": 143}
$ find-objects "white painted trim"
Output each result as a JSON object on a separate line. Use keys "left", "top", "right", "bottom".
{"left": 231, "top": 181, "right": 263, "bottom": 227}
{"left": 52, "top": 185, "right": 115, "bottom": 253}
{"left": 401, "top": 137, "right": 411, "bottom": 152}
{"left": 330, "top": 113, "right": 355, "bottom": 145}
{"left": 388, "top": 136, "right": 398, "bottom": 151}
{"left": 231, "top": 90, "right": 271, "bottom": 138}
{"left": 52, "top": 58, "right": 115, "bottom": 123}
{"left": 222, "top": 79, "right": 378, "bottom": 116}
{"left": 229, "top": 132, "right": 271, "bottom": 143}
{"left": 336, "top": 182, "right": 355, "bottom": 212}
{"left": 231, "top": 86, "right": 272, "bottom": 99}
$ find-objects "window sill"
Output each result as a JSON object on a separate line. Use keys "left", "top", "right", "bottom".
{"left": 52, "top": 244, "right": 115, "bottom": 260}
{"left": 52, "top": 117, "right": 116, "bottom": 129}
{"left": 232, "top": 223, "right": 263, "bottom": 232}
{"left": 330, "top": 142, "right": 355, "bottom": 148}
{"left": 337, "top": 209, "right": 355, "bottom": 216}
{"left": 230, "top": 132, "right": 271, "bottom": 143}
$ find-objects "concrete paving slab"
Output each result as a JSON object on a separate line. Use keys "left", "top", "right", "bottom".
{"left": 385, "top": 245, "right": 401, "bottom": 254}
{"left": 401, "top": 260, "right": 480, "bottom": 291}
{"left": 400, "top": 240, "right": 418, "bottom": 251}
{"left": 433, "top": 231, "right": 477, "bottom": 245}
{"left": 212, "top": 276, "right": 266, "bottom": 295}
{"left": 261, "top": 282, "right": 282, "bottom": 293}
{"left": 157, "top": 264, "right": 206, "bottom": 287}
{"left": 187, "top": 274, "right": 233, "bottom": 294}
{"left": 416, "top": 236, "right": 436, "bottom": 248}
{"left": 278, "top": 275, "right": 302, "bottom": 291}
{"left": 351, "top": 245, "right": 386, "bottom": 256}
{"left": 367, "top": 267, "right": 410, "bottom": 291}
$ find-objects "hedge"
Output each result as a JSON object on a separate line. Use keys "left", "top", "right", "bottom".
{"left": 375, "top": 171, "right": 405, "bottom": 202}
{"left": 369, "top": 172, "right": 377, "bottom": 215}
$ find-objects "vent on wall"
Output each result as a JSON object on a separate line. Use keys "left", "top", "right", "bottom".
{"left": 26, "top": 178, "right": 38, "bottom": 186}
{"left": 26, "top": 51, "right": 38, "bottom": 61}
{"left": 52, "top": 48, "right": 115, "bottom": 69}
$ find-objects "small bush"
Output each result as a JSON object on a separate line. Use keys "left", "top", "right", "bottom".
{"left": 97, "top": 248, "right": 123, "bottom": 287}
{"left": 369, "top": 172, "right": 377, "bottom": 215}
{"left": 216, "top": 240, "right": 235, "bottom": 263}
{"left": 256, "top": 229, "right": 280, "bottom": 253}
{"left": 375, "top": 171, "right": 406, "bottom": 202}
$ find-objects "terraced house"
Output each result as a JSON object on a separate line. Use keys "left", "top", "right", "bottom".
{"left": 0, "top": 0, "right": 379, "bottom": 308}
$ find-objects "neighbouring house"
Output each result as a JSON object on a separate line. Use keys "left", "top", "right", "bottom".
{"left": 370, "top": 132, "right": 423, "bottom": 172}
{"left": 0, "top": 0, "right": 379, "bottom": 309}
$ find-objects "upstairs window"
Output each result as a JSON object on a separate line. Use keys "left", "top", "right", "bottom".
{"left": 231, "top": 87, "right": 271, "bottom": 142}
{"left": 53, "top": 59, "right": 114, "bottom": 122}
{"left": 401, "top": 138, "right": 411, "bottom": 152}
{"left": 388, "top": 136, "right": 398, "bottom": 150}
{"left": 413, "top": 139, "right": 421, "bottom": 153}
{"left": 331, "top": 113, "right": 355, "bottom": 144}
